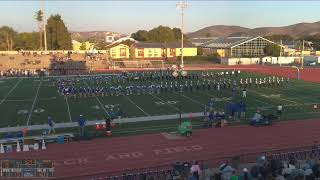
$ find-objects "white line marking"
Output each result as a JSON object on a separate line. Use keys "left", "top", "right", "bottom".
{"left": 149, "top": 93, "right": 183, "bottom": 113}
{"left": 83, "top": 81, "right": 108, "bottom": 114}
{"left": 248, "top": 89, "right": 299, "bottom": 104}
{"left": 4, "top": 97, "right": 57, "bottom": 102}
{"left": 0, "top": 78, "right": 23, "bottom": 105}
{"left": 26, "top": 78, "right": 43, "bottom": 125}
{"left": 175, "top": 92, "right": 206, "bottom": 107}
{"left": 106, "top": 79, "right": 150, "bottom": 116}
{"left": 125, "top": 96, "right": 150, "bottom": 116}
{"left": 64, "top": 96, "right": 72, "bottom": 122}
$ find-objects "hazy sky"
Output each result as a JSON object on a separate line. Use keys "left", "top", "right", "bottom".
{"left": 1, "top": 1, "right": 320, "bottom": 35}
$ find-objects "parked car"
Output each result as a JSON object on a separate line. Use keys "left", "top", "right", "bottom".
{"left": 307, "top": 61, "right": 317, "bottom": 66}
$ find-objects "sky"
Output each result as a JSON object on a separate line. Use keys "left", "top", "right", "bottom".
{"left": 1, "top": 1, "right": 320, "bottom": 35}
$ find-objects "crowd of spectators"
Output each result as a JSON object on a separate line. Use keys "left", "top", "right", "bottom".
{"left": 0, "top": 68, "right": 47, "bottom": 77}
{"left": 97, "top": 146, "right": 320, "bottom": 180}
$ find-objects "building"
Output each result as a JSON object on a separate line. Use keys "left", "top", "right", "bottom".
{"left": 106, "top": 42, "right": 197, "bottom": 60}
{"left": 72, "top": 40, "right": 95, "bottom": 51}
{"left": 200, "top": 36, "right": 282, "bottom": 58}
{"left": 189, "top": 37, "right": 217, "bottom": 47}
{"left": 131, "top": 42, "right": 197, "bottom": 59}
{"left": 105, "top": 36, "right": 115, "bottom": 43}
{"left": 106, "top": 43, "right": 130, "bottom": 59}
{"left": 72, "top": 40, "right": 82, "bottom": 51}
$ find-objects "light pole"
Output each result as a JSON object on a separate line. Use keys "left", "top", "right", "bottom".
{"left": 42, "top": 0, "right": 47, "bottom": 54}
{"left": 300, "top": 40, "right": 304, "bottom": 69}
{"left": 176, "top": 1, "right": 188, "bottom": 67}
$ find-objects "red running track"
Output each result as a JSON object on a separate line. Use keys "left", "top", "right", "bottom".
{"left": 97, "top": 65, "right": 320, "bottom": 83}
{"left": 1, "top": 119, "right": 320, "bottom": 180}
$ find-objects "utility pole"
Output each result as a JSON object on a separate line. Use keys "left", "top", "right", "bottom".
{"left": 42, "top": 0, "right": 47, "bottom": 53}
{"left": 176, "top": 1, "right": 188, "bottom": 67}
{"left": 301, "top": 40, "right": 304, "bottom": 69}
{"left": 280, "top": 40, "right": 282, "bottom": 57}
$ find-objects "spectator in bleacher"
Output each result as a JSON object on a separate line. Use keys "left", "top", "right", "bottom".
{"left": 78, "top": 115, "right": 87, "bottom": 136}
{"left": 238, "top": 168, "right": 252, "bottom": 180}
{"left": 190, "top": 161, "right": 201, "bottom": 180}
{"left": 230, "top": 170, "right": 239, "bottom": 180}
{"left": 47, "top": 116, "right": 56, "bottom": 134}
{"left": 219, "top": 162, "right": 234, "bottom": 180}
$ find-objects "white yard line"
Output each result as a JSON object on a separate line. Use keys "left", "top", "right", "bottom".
{"left": 4, "top": 97, "right": 57, "bottom": 102}
{"left": 83, "top": 81, "right": 108, "bottom": 114}
{"left": 125, "top": 96, "right": 150, "bottom": 116}
{"left": 248, "top": 89, "right": 299, "bottom": 104}
{"left": 174, "top": 92, "right": 206, "bottom": 107}
{"left": 64, "top": 96, "right": 73, "bottom": 122}
{"left": 149, "top": 93, "right": 183, "bottom": 113}
{"left": 26, "top": 78, "right": 43, "bottom": 126}
{"left": 0, "top": 78, "right": 23, "bottom": 105}
{"left": 106, "top": 80, "right": 150, "bottom": 116}
{"left": 95, "top": 96, "right": 108, "bottom": 114}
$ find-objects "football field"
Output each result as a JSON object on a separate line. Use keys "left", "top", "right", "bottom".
{"left": 0, "top": 70, "right": 319, "bottom": 130}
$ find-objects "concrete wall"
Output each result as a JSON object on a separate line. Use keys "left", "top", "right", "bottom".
{"left": 221, "top": 56, "right": 300, "bottom": 65}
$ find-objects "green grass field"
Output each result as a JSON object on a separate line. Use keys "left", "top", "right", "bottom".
{"left": 0, "top": 71, "right": 319, "bottom": 132}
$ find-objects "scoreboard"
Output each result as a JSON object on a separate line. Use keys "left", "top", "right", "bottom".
{"left": 0, "top": 159, "right": 54, "bottom": 178}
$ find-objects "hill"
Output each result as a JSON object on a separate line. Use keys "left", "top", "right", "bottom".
{"left": 188, "top": 21, "right": 320, "bottom": 38}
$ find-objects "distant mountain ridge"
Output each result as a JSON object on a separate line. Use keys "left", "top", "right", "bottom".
{"left": 71, "top": 31, "right": 126, "bottom": 42}
{"left": 187, "top": 21, "right": 320, "bottom": 38}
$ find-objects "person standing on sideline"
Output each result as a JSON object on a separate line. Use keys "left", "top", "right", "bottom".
{"left": 78, "top": 115, "right": 87, "bottom": 136}
{"left": 190, "top": 161, "right": 201, "bottom": 180}
{"left": 242, "top": 88, "right": 247, "bottom": 98}
{"left": 277, "top": 104, "right": 283, "bottom": 120}
{"left": 105, "top": 117, "right": 112, "bottom": 136}
{"left": 47, "top": 116, "right": 55, "bottom": 134}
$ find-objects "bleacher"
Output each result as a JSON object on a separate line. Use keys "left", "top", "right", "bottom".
{"left": 87, "top": 145, "right": 320, "bottom": 180}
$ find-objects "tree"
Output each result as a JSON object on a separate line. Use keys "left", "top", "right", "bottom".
{"left": 131, "top": 30, "right": 149, "bottom": 41}
{"left": 131, "top": 26, "right": 191, "bottom": 44}
{"left": 205, "top": 32, "right": 211, "bottom": 38}
{"left": 172, "top": 28, "right": 182, "bottom": 40}
{"left": 0, "top": 26, "right": 17, "bottom": 51}
{"left": 34, "top": 10, "right": 44, "bottom": 50}
{"left": 79, "top": 42, "right": 86, "bottom": 50}
{"left": 15, "top": 32, "right": 39, "bottom": 50}
{"left": 46, "top": 14, "right": 72, "bottom": 50}
{"left": 264, "top": 44, "right": 281, "bottom": 56}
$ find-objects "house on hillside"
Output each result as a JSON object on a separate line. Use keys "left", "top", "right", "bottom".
{"left": 106, "top": 43, "right": 130, "bottom": 59}
{"left": 106, "top": 41, "right": 197, "bottom": 60}
{"left": 131, "top": 42, "right": 197, "bottom": 59}
{"left": 200, "top": 36, "right": 283, "bottom": 58}
{"left": 72, "top": 40, "right": 95, "bottom": 51}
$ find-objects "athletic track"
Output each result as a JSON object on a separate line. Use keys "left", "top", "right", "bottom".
{"left": 1, "top": 65, "right": 319, "bottom": 180}
{"left": 97, "top": 65, "right": 320, "bottom": 83}
{"left": 1, "top": 119, "right": 320, "bottom": 180}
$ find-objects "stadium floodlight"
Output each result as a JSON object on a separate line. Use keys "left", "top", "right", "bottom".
{"left": 42, "top": 0, "right": 47, "bottom": 53}
{"left": 176, "top": 1, "right": 189, "bottom": 67}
